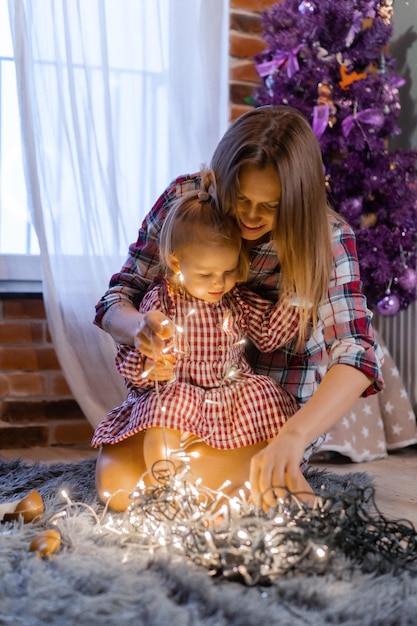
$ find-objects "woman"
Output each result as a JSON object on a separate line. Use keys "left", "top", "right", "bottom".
{"left": 94, "top": 105, "right": 384, "bottom": 511}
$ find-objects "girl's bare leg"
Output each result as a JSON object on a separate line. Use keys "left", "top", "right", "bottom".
{"left": 96, "top": 428, "right": 314, "bottom": 512}
{"left": 143, "top": 429, "right": 270, "bottom": 510}
{"left": 182, "top": 438, "right": 314, "bottom": 505}
{"left": 95, "top": 431, "right": 146, "bottom": 511}
{"left": 142, "top": 427, "right": 182, "bottom": 484}
{"left": 183, "top": 438, "right": 268, "bottom": 497}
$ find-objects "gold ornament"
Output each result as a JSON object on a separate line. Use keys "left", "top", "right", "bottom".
{"left": 378, "top": 0, "right": 394, "bottom": 24}
{"left": 29, "top": 529, "right": 62, "bottom": 558}
{"left": 360, "top": 213, "right": 378, "bottom": 228}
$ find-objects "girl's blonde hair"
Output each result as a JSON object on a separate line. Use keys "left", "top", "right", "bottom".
{"left": 159, "top": 171, "right": 249, "bottom": 283}
{"left": 210, "top": 105, "right": 337, "bottom": 343}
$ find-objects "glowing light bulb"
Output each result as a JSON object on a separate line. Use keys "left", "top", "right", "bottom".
{"left": 141, "top": 365, "right": 155, "bottom": 379}
{"left": 204, "top": 530, "right": 217, "bottom": 552}
{"left": 315, "top": 546, "right": 328, "bottom": 559}
{"left": 60, "top": 489, "right": 72, "bottom": 505}
{"left": 222, "top": 310, "right": 231, "bottom": 331}
{"left": 219, "top": 504, "right": 228, "bottom": 517}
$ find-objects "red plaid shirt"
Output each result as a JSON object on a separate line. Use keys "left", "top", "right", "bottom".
{"left": 94, "top": 173, "right": 384, "bottom": 408}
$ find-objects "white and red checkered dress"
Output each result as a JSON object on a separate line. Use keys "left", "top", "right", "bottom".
{"left": 92, "top": 279, "right": 299, "bottom": 450}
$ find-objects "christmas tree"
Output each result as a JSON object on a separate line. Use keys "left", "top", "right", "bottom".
{"left": 253, "top": 0, "right": 417, "bottom": 316}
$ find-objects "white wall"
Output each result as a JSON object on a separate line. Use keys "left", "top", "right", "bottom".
{"left": 391, "top": 1, "right": 417, "bottom": 150}
{"left": 382, "top": 3, "right": 417, "bottom": 410}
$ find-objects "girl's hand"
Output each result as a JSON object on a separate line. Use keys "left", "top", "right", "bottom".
{"left": 249, "top": 430, "right": 314, "bottom": 510}
{"left": 142, "top": 353, "right": 176, "bottom": 382}
{"left": 134, "top": 310, "right": 175, "bottom": 360}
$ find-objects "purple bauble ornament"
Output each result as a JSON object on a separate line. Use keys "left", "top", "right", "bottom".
{"left": 377, "top": 293, "right": 401, "bottom": 316}
{"left": 398, "top": 267, "right": 417, "bottom": 291}
{"left": 298, "top": 1, "right": 315, "bottom": 14}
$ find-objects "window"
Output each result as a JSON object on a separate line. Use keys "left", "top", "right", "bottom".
{"left": 0, "top": 0, "right": 228, "bottom": 294}
{"left": 0, "top": 0, "right": 41, "bottom": 292}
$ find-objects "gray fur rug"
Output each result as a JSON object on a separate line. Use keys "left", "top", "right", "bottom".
{"left": 1, "top": 457, "right": 417, "bottom": 626}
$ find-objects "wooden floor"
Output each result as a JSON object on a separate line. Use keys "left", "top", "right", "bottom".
{"left": 312, "top": 446, "right": 417, "bottom": 526}
{"left": 1, "top": 444, "right": 416, "bottom": 526}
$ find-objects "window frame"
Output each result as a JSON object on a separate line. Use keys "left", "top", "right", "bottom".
{"left": 0, "top": 254, "right": 42, "bottom": 293}
{"left": 0, "top": 1, "right": 41, "bottom": 293}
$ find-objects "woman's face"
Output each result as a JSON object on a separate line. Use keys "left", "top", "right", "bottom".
{"left": 235, "top": 165, "right": 281, "bottom": 245}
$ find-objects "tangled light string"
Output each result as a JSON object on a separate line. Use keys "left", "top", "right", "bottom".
{"left": 96, "top": 460, "right": 417, "bottom": 585}
{"left": 86, "top": 303, "right": 417, "bottom": 584}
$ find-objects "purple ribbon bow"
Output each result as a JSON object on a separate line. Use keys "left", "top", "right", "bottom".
{"left": 390, "top": 74, "right": 406, "bottom": 90}
{"left": 256, "top": 45, "right": 302, "bottom": 79}
{"left": 346, "top": 4, "right": 376, "bottom": 47}
{"left": 342, "top": 108, "right": 385, "bottom": 137}
{"left": 312, "top": 104, "right": 330, "bottom": 140}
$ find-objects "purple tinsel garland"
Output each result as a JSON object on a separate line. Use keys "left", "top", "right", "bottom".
{"left": 253, "top": 0, "right": 417, "bottom": 313}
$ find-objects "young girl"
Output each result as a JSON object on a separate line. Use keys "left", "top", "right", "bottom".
{"left": 92, "top": 182, "right": 308, "bottom": 505}
{"left": 94, "top": 105, "right": 384, "bottom": 512}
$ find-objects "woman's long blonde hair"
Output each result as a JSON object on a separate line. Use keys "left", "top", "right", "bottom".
{"left": 210, "top": 105, "right": 335, "bottom": 344}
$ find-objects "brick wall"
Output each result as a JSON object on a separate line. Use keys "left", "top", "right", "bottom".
{"left": 229, "top": 0, "right": 278, "bottom": 121}
{"left": 0, "top": 2, "right": 275, "bottom": 450}
{"left": 0, "top": 295, "right": 93, "bottom": 448}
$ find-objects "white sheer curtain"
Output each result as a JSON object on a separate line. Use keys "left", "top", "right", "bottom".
{"left": 9, "top": 0, "right": 229, "bottom": 427}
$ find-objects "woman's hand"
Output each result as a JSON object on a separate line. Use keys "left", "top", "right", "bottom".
{"left": 249, "top": 430, "right": 313, "bottom": 510}
{"left": 249, "top": 365, "right": 375, "bottom": 511}
{"left": 134, "top": 310, "right": 175, "bottom": 361}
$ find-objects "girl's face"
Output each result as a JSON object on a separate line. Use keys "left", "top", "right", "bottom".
{"left": 236, "top": 165, "right": 281, "bottom": 245}
{"left": 173, "top": 242, "right": 240, "bottom": 304}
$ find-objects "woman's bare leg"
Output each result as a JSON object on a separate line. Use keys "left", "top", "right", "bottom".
{"left": 95, "top": 431, "right": 146, "bottom": 511}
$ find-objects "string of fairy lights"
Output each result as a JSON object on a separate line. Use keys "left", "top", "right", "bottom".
{"left": 41, "top": 305, "right": 417, "bottom": 584}
{"left": 47, "top": 461, "right": 417, "bottom": 585}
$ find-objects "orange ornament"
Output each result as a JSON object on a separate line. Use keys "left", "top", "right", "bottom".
{"left": 29, "top": 529, "right": 62, "bottom": 558}
{"left": 2, "top": 489, "right": 44, "bottom": 524}
{"left": 360, "top": 213, "right": 378, "bottom": 228}
{"left": 339, "top": 65, "right": 367, "bottom": 90}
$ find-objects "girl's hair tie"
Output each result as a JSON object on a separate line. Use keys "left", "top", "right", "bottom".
{"left": 198, "top": 191, "right": 210, "bottom": 202}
